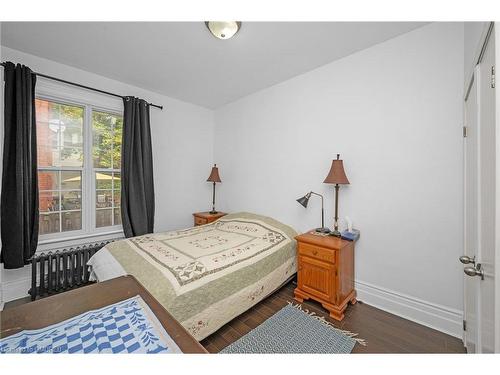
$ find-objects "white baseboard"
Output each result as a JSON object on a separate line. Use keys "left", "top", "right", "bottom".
{"left": 355, "top": 279, "right": 463, "bottom": 338}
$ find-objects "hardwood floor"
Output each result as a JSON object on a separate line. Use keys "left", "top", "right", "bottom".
{"left": 4, "top": 281, "right": 466, "bottom": 353}
{"left": 200, "top": 282, "right": 466, "bottom": 353}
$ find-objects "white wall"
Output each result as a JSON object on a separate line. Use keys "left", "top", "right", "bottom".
{"left": 0, "top": 46, "right": 215, "bottom": 304}
{"left": 214, "top": 23, "right": 465, "bottom": 336}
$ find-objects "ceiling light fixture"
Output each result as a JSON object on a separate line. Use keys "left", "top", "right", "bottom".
{"left": 205, "top": 21, "right": 241, "bottom": 40}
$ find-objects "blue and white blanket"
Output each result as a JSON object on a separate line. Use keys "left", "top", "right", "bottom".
{"left": 0, "top": 296, "right": 182, "bottom": 354}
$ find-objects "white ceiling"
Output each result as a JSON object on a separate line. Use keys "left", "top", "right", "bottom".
{"left": 1, "top": 22, "right": 427, "bottom": 109}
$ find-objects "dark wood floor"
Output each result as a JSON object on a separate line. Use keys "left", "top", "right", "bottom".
{"left": 4, "top": 281, "right": 466, "bottom": 353}
{"left": 200, "top": 282, "right": 466, "bottom": 353}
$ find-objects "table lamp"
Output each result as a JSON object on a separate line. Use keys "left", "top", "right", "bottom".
{"left": 207, "top": 164, "right": 221, "bottom": 214}
{"left": 323, "top": 154, "right": 350, "bottom": 237}
{"left": 296, "top": 191, "right": 330, "bottom": 233}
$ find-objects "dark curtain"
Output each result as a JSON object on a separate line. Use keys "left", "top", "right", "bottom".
{"left": 1, "top": 62, "right": 39, "bottom": 269}
{"left": 121, "top": 96, "right": 155, "bottom": 237}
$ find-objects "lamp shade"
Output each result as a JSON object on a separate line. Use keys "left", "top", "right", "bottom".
{"left": 323, "top": 154, "right": 350, "bottom": 185}
{"left": 296, "top": 193, "right": 311, "bottom": 208}
{"left": 207, "top": 164, "right": 221, "bottom": 183}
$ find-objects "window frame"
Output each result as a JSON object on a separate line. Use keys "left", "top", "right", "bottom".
{"left": 35, "top": 85, "right": 124, "bottom": 245}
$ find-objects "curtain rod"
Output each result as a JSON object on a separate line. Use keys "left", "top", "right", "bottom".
{"left": 0, "top": 62, "right": 163, "bottom": 110}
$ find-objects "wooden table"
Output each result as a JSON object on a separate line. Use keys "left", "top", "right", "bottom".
{"left": 192, "top": 211, "right": 227, "bottom": 226}
{"left": 0, "top": 275, "right": 207, "bottom": 353}
{"left": 294, "top": 230, "right": 356, "bottom": 321}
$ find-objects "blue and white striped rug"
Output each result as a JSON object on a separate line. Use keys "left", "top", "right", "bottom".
{"left": 221, "top": 303, "right": 365, "bottom": 354}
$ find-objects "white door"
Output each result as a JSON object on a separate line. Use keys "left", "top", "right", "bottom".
{"left": 477, "top": 28, "right": 496, "bottom": 353}
{"left": 463, "top": 68, "right": 479, "bottom": 353}
{"left": 463, "top": 26, "right": 496, "bottom": 353}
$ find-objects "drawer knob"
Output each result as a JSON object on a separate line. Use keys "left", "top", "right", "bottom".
{"left": 312, "top": 250, "right": 318, "bottom": 255}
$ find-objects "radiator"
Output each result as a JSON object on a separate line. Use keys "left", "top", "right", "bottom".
{"left": 29, "top": 241, "right": 112, "bottom": 301}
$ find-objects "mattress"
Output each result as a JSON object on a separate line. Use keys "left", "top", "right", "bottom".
{"left": 87, "top": 212, "right": 297, "bottom": 340}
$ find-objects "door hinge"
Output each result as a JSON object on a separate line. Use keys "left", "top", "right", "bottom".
{"left": 463, "top": 126, "right": 467, "bottom": 138}
{"left": 492, "top": 66, "right": 496, "bottom": 88}
{"left": 463, "top": 319, "right": 467, "bottom": 331}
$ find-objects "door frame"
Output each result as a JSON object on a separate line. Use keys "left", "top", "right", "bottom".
{"left": 495, "top": 24, "right": 500, "bottom": 353}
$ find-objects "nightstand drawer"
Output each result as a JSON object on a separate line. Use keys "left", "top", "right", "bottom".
{"left": 192, "top": 212, "right": 227, "bottom": 227}
{"left": 298, "top": 242, "right": 336, "bottom": 264}
{"left": 194, "top": 217, "right": 208, "bottom": 226}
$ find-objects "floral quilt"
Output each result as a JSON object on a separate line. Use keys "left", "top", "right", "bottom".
{"left": 88, "top": 212, "right": 298, "bottom": 340}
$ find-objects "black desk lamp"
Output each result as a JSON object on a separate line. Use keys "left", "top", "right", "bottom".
{"left": 296, "top": 191, "right": 330, "bottom": 233}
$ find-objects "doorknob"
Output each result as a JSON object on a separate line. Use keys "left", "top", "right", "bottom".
{"left": 464, "top": 263, "right": 484, "bottom": 280}
{"left": 459, "top": 255, "right": 476, "bottom": 266}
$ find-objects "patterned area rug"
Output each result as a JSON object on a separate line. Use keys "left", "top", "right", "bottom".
{"left": 221, "top": 303, "right": 365, "bottom": 354}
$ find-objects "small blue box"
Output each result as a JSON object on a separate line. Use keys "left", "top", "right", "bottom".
{"left": 341, "top": 229, "right": 360, "bottom": 241}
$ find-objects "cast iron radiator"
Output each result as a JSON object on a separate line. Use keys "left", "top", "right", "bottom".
{"left": 29, "top": 241, "right": 112, "bottom": 301}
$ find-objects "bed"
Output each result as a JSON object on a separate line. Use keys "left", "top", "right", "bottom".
{"left": 87, "top": 212, "right": 298, "bottom": 340}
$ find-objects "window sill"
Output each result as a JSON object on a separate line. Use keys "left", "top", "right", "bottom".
{"left": 36, "top": 230, "right": 124, "bottom": 253}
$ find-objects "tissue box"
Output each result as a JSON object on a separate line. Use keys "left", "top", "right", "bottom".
{"left": 341, "top": 229, "right": 360, "bottom": 241}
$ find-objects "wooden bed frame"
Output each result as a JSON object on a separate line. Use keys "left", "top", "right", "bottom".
{"left": 0, "top": 275, "right": 207, "bottom": 354}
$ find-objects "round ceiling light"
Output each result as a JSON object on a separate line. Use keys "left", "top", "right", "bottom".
{"left": 205, "top": 21, "right": 241, "bottom": 40}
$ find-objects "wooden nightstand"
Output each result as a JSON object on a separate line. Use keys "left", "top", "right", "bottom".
{"left": 192, "top": 211, "right": 227, "bottom": 226}
{"left": 294, "top": 231, "right": 356, "bottom": 321}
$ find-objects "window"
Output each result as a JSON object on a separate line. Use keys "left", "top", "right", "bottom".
{"left": 92, "top": 111, "right": 122, "bottom": 228}
{"left": 37, "top": 100, "right": 84, "bottom": 235}
{"left": 36, "top": 98, "right": 123, "bottom": 239}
